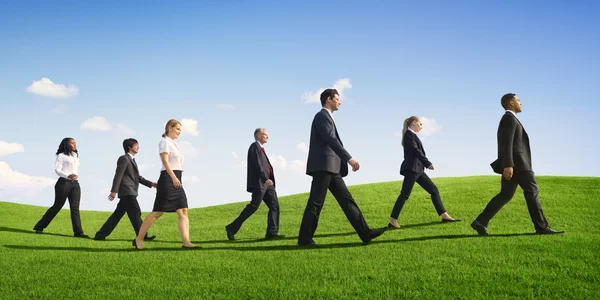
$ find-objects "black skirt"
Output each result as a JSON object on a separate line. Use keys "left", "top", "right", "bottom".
{"left": 153, "top": 170, "right": 188, "bottom": 212}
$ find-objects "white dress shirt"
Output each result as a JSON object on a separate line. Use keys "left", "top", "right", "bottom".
{"left": 159, "top": 137, "right": 184, "bottom": 171}
{"left": 55, "top": 153, "right": 80, "bottom": 179}
{"left": 322, "top": 107, "right": 334, "bottom": 122}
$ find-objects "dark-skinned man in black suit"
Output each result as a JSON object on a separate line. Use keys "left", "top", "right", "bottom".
{"left": 471, "top": 93, "right": 564, "bottom": 235}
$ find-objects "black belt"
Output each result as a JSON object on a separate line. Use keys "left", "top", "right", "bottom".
{"left": 58, "top": 177, "right": 78, "bottom": 183}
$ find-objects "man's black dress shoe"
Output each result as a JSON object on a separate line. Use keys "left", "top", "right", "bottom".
{"left": 93, "top": 236, "right": 106, "bottom": 241}
{"left": 298, "top": 242, "right": 319, "bottom": 248}
{"left": 536, "top": 227, "right": 565, "bottom": 234}
{"left": 470, "top": 220, "right": 488, "bottom": 236}
{"left": 225, "top": 226, "right": 235, "bottom": 241}
{"left": 34, "top": 229, "right": 43, "bottom": 234}
{"left": 144, "top": 235, "right": 157, "bottom": 241}
{"left": 74, "top": 233, "right": 90, "bottom": 238}
{"left": 265, "top": 234, "right": 285, "bottom": 240}
{"left": 362, "top": 227, "right": 387, "bottom": 244}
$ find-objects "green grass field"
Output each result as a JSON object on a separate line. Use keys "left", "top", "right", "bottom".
{"left": 1, "top": 176, "right": 599, "bottom": 299}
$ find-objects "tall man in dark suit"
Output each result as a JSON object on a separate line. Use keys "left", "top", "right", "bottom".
{"left": 225, "top": 128, "right": 283, "bottom": 240}
{"left": 94, "top": 138, "right": 158, "bottom": 241}
{"left": 298, "top": 89, "right": 386, "bottom": 247}
{"left": 471, "top": 93, "right": 564, "bottom": 235}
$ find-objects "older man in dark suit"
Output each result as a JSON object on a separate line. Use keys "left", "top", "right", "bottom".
{"left": 225, "top": 128, "right": 283, "bottom": 240}
{"left": 94, "top": 138, "right": 157, "bottom": 241}
{"left": 471, "top": 93, "right": 564, "bottom": 235}
{"left": 297, "top": 88, "right": 386, "bottom": 247}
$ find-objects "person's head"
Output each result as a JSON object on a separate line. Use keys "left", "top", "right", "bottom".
{"left": 401, "top": 116, "right": 421, "bottom": 146}
{"left": 123, "top": 138, "right": 139, "bottom": 154}
{"left": 162, "top": 119, "right": 182, "bottom": 139}
{"left": 320, "top": 89, "right": 341, "bottom": 112}
{"left": 254, "top": 128, "right": 268, "bottom": 144}
{"left": 501, "top": 93, "right": 522, "bottom": 113}
{"left": 56, "top": 137, "right": 77, "bottom": 156}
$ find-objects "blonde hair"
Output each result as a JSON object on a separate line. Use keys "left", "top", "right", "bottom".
{"left": 401, "top": 116, "right": 420, "bottom": 146}
{"left": 162, "top": 119, "right": 182, "bottom": 138}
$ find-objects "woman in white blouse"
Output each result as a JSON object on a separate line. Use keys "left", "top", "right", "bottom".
{"left": 133, "top": 119, "right": 197, "bottom": 249}
{"left": 34, "top": 137, "right": 88, "bottom": 238}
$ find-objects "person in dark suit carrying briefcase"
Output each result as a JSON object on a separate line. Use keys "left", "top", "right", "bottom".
{"left": 94, "top": 138, "right": 157, "bottom": 241}
{"left": 471, "top": 93, "right": 564, "bottom": 235}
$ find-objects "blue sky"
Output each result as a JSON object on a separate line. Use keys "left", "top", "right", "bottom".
{"left": 1, "top": 0, "right": 598, "bottom": 212}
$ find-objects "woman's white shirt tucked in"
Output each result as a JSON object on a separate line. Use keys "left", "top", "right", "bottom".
{"left": 159, "top": 137, "right": 184, "bottom": 171}
{"left": 55, "top": 153, "right": 80, "bottom": 179}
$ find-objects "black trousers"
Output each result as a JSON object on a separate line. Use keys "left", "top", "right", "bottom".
{"left": 298, "top": 171, "right": 370, "bottom": 244}
{"left": 227, "top": 186, "right": 280, "bottom": 236}
{"left": 95, "top": 195, "right": 147, "bottom": 238}
{"left": 390, "top": 172, "right": 446, "bottom": 219}
{"left": 34, "top": 178, "right": 83, "bottom": 234}
{"left": 475, "top": 171, "right": 549, "bottom": 231}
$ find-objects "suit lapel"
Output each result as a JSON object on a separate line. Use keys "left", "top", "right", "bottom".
{"left": 126, "top": 154, "right": 139, "bottom": 174}
{"left": 257, "top": 142, "right": 272, "bottom": 167}
{"left": 323, "top": 109, "right": 343, "bottom": 146}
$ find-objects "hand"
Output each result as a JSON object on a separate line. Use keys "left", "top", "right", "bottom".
{"left": 427, "top": 164, "right": 435, "bottom": 170}
{"left": 503, "top": 167, "right": 514, "bottom": 180}
{"left": 265, "top": 179, "right": 274, "bottom": 186}
{"left": 172, "top": 176, "right": 182, "bottom": 189}
{"left": 68, "top": 174, "right": 78, "bottom": 180}
{"left": 108, "top": 192, "right": 117, "bottom": 201}
{"left": 348, "top": 158, "right": 360, "bottom": 172}
{"left": 151, "top": 182, "right": 157, "bottom": 188}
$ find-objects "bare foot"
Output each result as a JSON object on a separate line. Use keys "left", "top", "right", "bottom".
{"left": 182, "top": 242, "right": 197, "bottom": 248}
{"left": 388, "top": 219, "right": 401, "bottom": 229}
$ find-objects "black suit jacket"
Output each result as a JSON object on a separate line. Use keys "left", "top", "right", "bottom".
{"left": 490, "top": 112, "right": 533, "bottom": 173}
{"left": 400, "top": 130, "right": 432, "bottom": 176}
{"left": 247, "top": 141, "right": 275, "bottom": 192}
{"left": 110, "top": 154, "right": 152, "bottom": 198}
{"left": 306, "top": 109, "right": 352, "bottom": 177}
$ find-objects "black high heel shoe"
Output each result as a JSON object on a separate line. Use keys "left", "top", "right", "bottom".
{"left": 132, "top": 239, "right": 142, "bottom": 250}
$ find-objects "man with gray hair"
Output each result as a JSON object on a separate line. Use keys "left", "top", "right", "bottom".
{"left": 225, "top": 128, "right": 283, "bottom": 240}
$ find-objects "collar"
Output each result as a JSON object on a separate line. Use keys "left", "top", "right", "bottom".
{"left": 322, "top": 107, "right": 334, "bottom": 121}
{"left": 408, "top": 128, "right": 416, "bottom": 134}
{"left": 127, "top": 152, "right": 135, "bottom": 159}
{"left": 256, "top": 140, "right": 265, "bottom": 148}
{"left": 505, "top": 110, "right": 518, "bottom": 119}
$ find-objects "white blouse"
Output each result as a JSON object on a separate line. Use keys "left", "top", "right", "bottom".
{"left": 55, "top": 153, "right": 80, "bottom": 179}
{"left": 159, "top": 137, "right": 184, "bottom": 171}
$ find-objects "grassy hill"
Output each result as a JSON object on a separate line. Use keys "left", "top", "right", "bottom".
{"left": 1, "top": 176, "right": 599, "bottom": 299}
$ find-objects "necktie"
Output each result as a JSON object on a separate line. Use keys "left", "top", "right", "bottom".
{"left": 261, "top": 147, "right": 273, "bottom": 175}
{"left": 132, "top": 157, "right": 137, "bottom": 167}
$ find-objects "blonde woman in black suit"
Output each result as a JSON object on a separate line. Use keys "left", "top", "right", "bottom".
{"left": 388, "top": 116, "right": 457, "bottom": 229}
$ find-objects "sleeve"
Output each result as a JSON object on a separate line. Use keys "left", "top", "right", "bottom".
{"left": 249, "top": 144, "right": 268, "bottom": 182}
{"left": 158, "top": 139, "right": 169, "bottom": 154}
{"left": 406, "top": 133, "right": 432, "bottom": 168}
{"left": 313, "top": 114, "right": 352, "bottom": 161}
{"left": 500, "top": 116, "right": 517, "bottom": 168}
{"left": 110, "top": 156, "right": 128, "bottom": 193}
{"left": 54, "top": 154, "right": 68, "bottom": 179}
{"left": 139, "top": 175, "right": 153, "bottom": 188}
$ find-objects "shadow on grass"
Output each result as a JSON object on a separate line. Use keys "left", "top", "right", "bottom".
{"left": 0, "top": 226, "right": 73, "bottom": 238}
{"left": 2, "top": 232, "right": 538, "bottom": 252}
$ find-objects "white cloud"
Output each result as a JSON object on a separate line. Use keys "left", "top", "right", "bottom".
{"left": 302, "top": 78, "right": 352, "bottom": 104}
{"left": 394, "top": 117, "right": 442, "bottom": 137}
{"left": 26, "top": 77, "right": 79, "bottom": 98}
{"left": 0, "top": 161, "right": 55, "bottom": 191}
{"left": 115, "top": 123, "right": 135, "bottom": 136}
{"left": 178, "top": 141, "right": 198, "bottom": 158}
{"left": 269, "top": 154, "right": 288, "bottom": 170}
{"left": 0, "top": 141, "right": 25, "bottom": 156}
{"left": 80, "top": 117, "right": 136, "bottom": 136}
{"left": 81, "top": 116, "right": 112, "bottom": 131}
{"left": 290, "top": 160, "right": 307, "bottom": 174}
{"left": 296, "top": 142, "right": 308, "bottom": 153}
{"left": 232, "top": 152, "right": 239, "bottom": 159}
{"left": 181, "top": 118, "right": 199, "bottom": 137}
{"left": 219, "top": 104, "right": 235, "bottom": 110}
